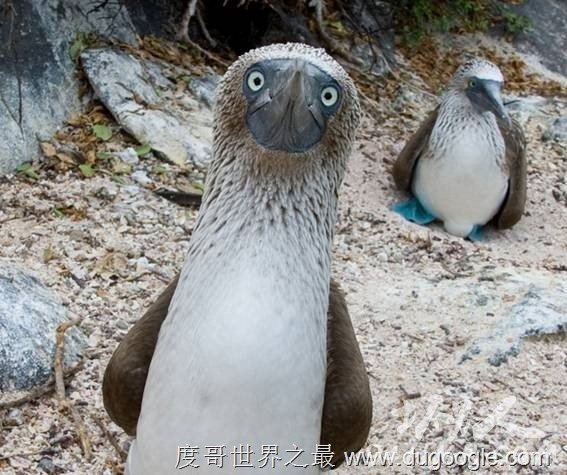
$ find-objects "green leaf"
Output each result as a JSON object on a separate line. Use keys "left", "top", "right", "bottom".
{"left": 16, "top": 162, "right": 39, "bottom": 180}
{"left": 93, "top": 124, "right": 113, "bottom": 141}
{"left": 96, "top": 151, "right": 113, "bottom": 160}
{"left": 43, "top": 246, "right": 55, "bottom": 263}
{"left": 112, "top": 176, "right": 126, "bottom": 185}
{"left": 79, "top": 163, "right": 95, "bottom": 178}
{"left": 69, "top": 33, "right": 87, "bottom": 60}
{"left": 152, "top": 164, "right": 168, "bottom": 175}
{"left": 51, "top": 207, "right": 64, "bottom": 218}
{"left": 191, "top": 180, "right": 205, "bottom": 192}
{"left": 134, "top": 144, "right": 152, "bottom": 157}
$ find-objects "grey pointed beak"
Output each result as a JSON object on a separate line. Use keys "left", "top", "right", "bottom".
{"left": 482, "top": 80, "right": 510, "bottom": 125}
{"left": 245, "top": 58, "right": 330, "bottom": 154}
{"left": 468, "top": 79, "right": 510, "bottom": 126}
{"left": 287, "top": 67, "right": 305, "bottom": 97}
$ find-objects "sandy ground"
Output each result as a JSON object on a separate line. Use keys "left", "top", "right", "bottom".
{"left": 0, "top": 37, "right": 566, "bottom": 474}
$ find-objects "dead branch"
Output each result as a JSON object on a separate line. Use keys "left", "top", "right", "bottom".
{"left": 0, "top": 362, "right": 84, "bottom": 410}
{"left": 196, "top": 6, "right": 217, "bottom": 48}
{"left": 183, "top": 38, "right": 230, "bottom": 68}
{"left": 92, "top": 414, "right": 128, "bottom": 462}
{"left": 0, "top": 448, "right": 49, "bottom": 461}
{"left": 54, "top": 318, "right": 92, "bottom": 461}
{"left": 311, "top": 0, "right": 364, "bottom": 67}
{"left": 176, "top": 0, "right": 198, "bottom": 43}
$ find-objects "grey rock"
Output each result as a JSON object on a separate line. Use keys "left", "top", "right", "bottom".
{"left": 81, "top": 48, "right": 215, "bottom": 168}
{"left": 0, "top": 0, "right": 139, "bottom": 174}
{"left": 351, "top": 44, "right": 390, "bottom": 77}
{"left": 188, "top": 75, "right": 220, "bottom": 109}
{"left": 116, "top": 148, "right": 140, "bottom": 166}
{"left": 542, "top": 116, "right": 567, "bottom": 142}
{"left": 38, "top": 457, "right": 55, "bottom": 474}
{"left": 0, "top": 264, "right": 86, "bottom": 391}
{"left": 504, "top": 95, "right": 549, "bottom": 123}
{"left": 342, "top": 0, "right": 395, "bottom": 70}
{"left": 461, "top": 285, "right": 567, "bottom": 366}
{"left": 500, "top": 0, "right": 567, "bottom": 76}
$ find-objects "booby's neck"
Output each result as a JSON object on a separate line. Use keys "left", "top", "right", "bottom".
{"left": 131, "top": 145, "right": 344, "bottom": 474}
{"left": 438, "top": 89, "right": 499, "bottom": 129}
{"left": 191, "top": 149, "right": 341, "bottom": 263}
{"left": 429, "top": 89, "right": 505, "bottom": 158}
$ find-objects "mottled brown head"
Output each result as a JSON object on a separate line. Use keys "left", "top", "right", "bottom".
{"left": 212, "top": 43, "right": 360, "bottom": 167}
{"left": 449, "top": 58, "right": 509, "bottom": 124}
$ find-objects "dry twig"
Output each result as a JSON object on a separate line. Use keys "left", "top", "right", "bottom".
{"left": 0, "top": 448, "right": 48, "bottom": 461}
{"left": 92, "top": 414, "right": 128, "bottom": 462}
{"left": 0, "top": 362, "right": 84, "bottom": 410}
{"left": 176, "top": 0, "right": 198, "bottom": 43}
{"left": 196, "top": 6, "right": 217, "bottom": 48}
{"left": 311, "top": 0, "right": 364, "bottom": 67}
{"left": 183, "top": 39, "right": 230, "bottom": 68}
{"left": 54, "top": 318, "right": 92, "bottom": 461}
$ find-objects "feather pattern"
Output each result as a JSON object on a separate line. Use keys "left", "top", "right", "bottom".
{"left": 393, "top": 58, "right": 527, "bottom": 237}
{"left": 127, "top": 43, "right": 361, "bottom": 474}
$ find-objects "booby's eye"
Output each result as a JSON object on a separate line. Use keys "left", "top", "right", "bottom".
{"left": 247, "top": 71, "right": 265, "bottom": 92}
{"left": 468, "top": 78, "right": 477, "bottom": 88}
{"left": 321, "top": 86, "right": 339, "bottom": 107}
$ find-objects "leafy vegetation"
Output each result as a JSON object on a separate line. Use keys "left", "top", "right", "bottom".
{"left": 134, "top": 144, "right": 152, "bottom": 157}
{"left": 78, "top": 163, "right": 95, "bottom": 178}
{"left": 16, "top": 162, "right": 39, "bottom": 180}
{"left": 92, "top": 124, "right": 113, "bottom": 141}
{"left": 498, "top": 4, "right": 532, "bottom": 35}
{"left": 394, "top": 0, "right": 531, "bottom": 46}
{"left": 69, "top": 32, "right": 89, "bottom": 60}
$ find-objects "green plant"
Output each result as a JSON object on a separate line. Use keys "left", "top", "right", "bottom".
{"left": 499, "top": 6, "right": 531, "bottom": 36}
{"left": 16, "top": 162, "right": 39, "bottom": 180}
{"left": 69, "top": 32, "right": 88, "bottom": 60}
{"left": 394, "top": 0, "right": 528, "bottom": 46}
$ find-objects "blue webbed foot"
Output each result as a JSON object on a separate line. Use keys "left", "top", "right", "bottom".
{"left": 467, "top": 225, "right": 484, "bottom": 242}
{"left": 392, "top": 197, "right": 436, "bottom": 225}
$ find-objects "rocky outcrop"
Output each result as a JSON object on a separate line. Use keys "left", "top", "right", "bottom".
{"left": 0, "top": 263, "right": 86, "bottom": 392}
{"left": 0, "top": 0, "right": 141, "bottom": 174}
{"left": 461, "top": 284, "right": 567, "bottom": 366}
{"left": 505, "top": 0, "right": 567, "bottom": 76}
{"left": 0, "top": 0, "right": 192, "bottom": 174}
{"left": 543, "top": 116, "right": 567, "bottom": 142}
{"left": 81, "top": 48, "right": 216, "bottom": 168}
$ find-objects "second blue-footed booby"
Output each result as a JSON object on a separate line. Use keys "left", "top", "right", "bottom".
{"left": 393, "top": 58, "right": 527, "bottom": 240}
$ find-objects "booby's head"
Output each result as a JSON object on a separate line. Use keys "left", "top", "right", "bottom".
{"left": 243, "top": 58, "right": 343, "bottom": 153}
{"left": 451, "top": 58, "right": 509, "bottom": 124}
{"left": 213, "top": 43, "right": 360, "bottom": 159}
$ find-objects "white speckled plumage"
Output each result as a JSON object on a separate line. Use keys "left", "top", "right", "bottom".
{"left": 127, "top": 43, "right": 360, "bottom": 474}
{"left": 413, "top": 59, "right": 509, "bottom": 237}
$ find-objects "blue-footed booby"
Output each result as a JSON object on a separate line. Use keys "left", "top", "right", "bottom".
{"left": 103, "top": 43, "right": 372, "bottom": 473}
{"left": 393, "top": 58, "right": 527, "bottom": 240}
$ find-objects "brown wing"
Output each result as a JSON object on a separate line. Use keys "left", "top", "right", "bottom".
{"left": 102, "top": 275, "right": 179, "bottom": 435}
{"left": 103, "top": 276, "right": 372, "bottom": 464}
{"left": 493, "top": 118, "right": 527, "bottom": 229}
{"left": 393, "top": 108, "right": 439, "bottom": 191}
{"left": 321, "top": 280, "right": 372, "bottom": 467}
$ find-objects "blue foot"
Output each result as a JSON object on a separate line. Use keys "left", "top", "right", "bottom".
{"left": 392, "top": 197, "right": 436, "bottom": 225}
{"left": 467, "top": 225, "right": 484, "bottom": 242}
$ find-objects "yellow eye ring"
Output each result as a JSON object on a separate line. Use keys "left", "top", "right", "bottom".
{"left": 247, "top": 71, "right": 265, "bottom": 91}
{"left": 321, "top": 86, "right": 339, "bottom": 107}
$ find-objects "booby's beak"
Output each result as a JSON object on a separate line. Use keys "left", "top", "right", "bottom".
{"left": 467, "top": 78, "right": 510, "bottom": 126}
{"left": 244, "top": 58, "right": 342, "bottom": 153}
